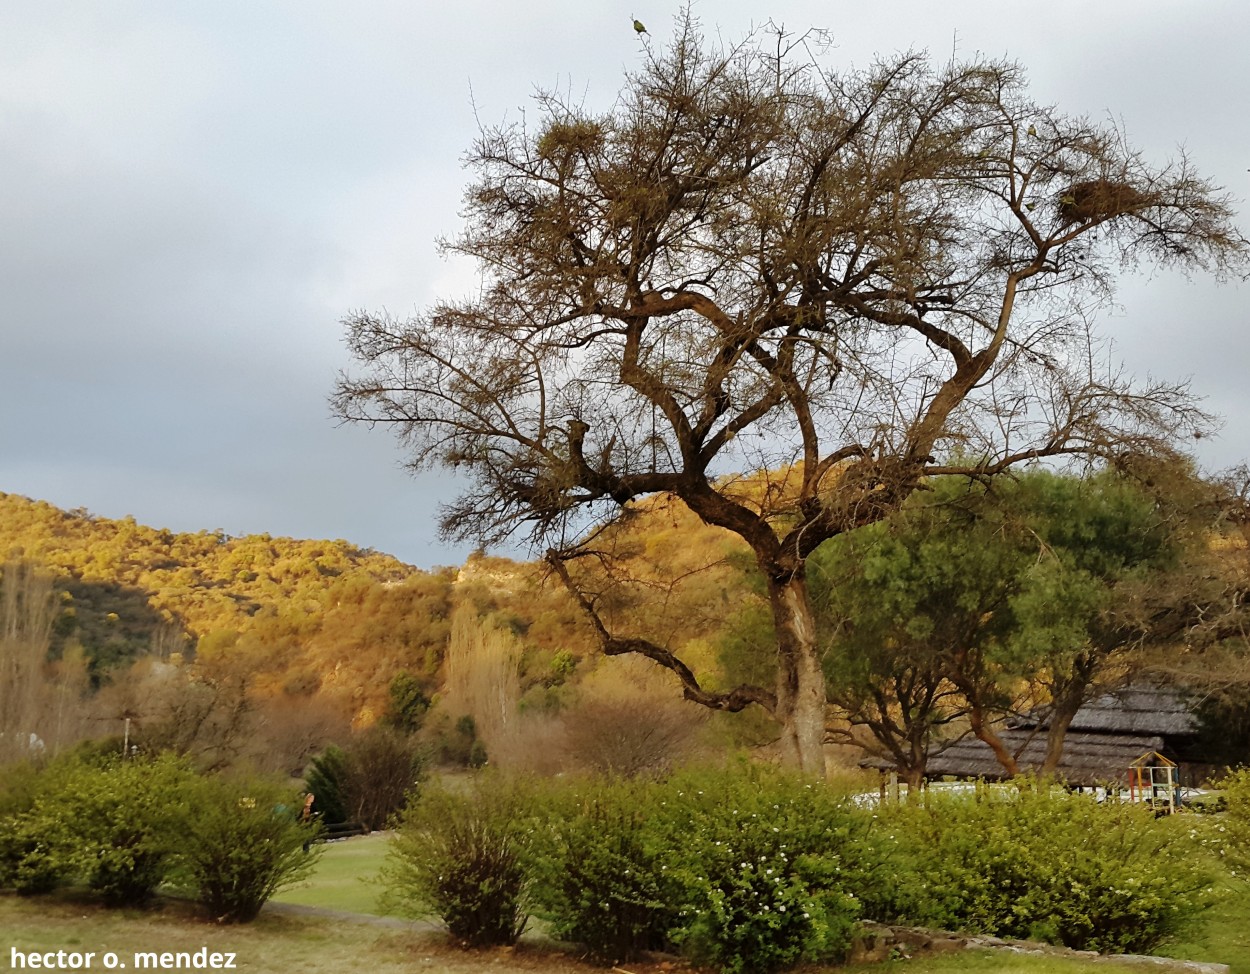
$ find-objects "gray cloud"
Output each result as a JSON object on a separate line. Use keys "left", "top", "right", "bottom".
{"left": 2, "top": 1, "right": 1246, "bottom": 566}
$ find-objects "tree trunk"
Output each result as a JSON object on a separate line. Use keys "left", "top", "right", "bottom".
{"left": 1039, "top": 679, "right": 1090, "bottom": 777}
{"left": 968, "top": 704, "right": 1019, "bottom": 776}
{"left": 901, "top": 762, "right": 925, "bottom": 791}
{"left": 1039, "top": 709, "right": 1077, "bottom": 778}
{"left": 767, "top": 575, "right": 827, "bottom": 776}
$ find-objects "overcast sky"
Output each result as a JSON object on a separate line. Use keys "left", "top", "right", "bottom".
{"left": 2, "top": 1, "right": 1247, "bottom": 569}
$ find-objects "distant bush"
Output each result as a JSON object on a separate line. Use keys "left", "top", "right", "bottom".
{"left": 306, "top": 726, "right": 424, "bottom": 830}
{"left": 341, "top": 726, "right": 424, "bottom": 830}
{"left": 304, "top": 745, "right": 349, "bottom": 824}
{"left": 421, "top": 713, "right": 484, "bottom": 768}
{"left": 874, "top": 783, "right": 1215, "bottom": 952}
{"left": 172, "top": 775, "right": 320, "bottom": 923}
{"left": 383, "top": 777, "right": 533, "bottom": 946}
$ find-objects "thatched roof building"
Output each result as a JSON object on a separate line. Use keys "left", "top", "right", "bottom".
{"left": 877, "top": 685, "right": 1204, "bottom": 787}
{"left": 1060, "top": 686, "right": 1197, "bottom": 738}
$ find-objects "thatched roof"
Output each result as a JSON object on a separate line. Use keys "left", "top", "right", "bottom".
{"left": 921, "top": 730, "right": 1169, "bottom": 786}
{"left": 857, "top": 685, "right": 1201, "bottom": 786}
{"left": 1007, "top": 685, "right": 1199, "bottom": 736}
{"left": 1064, "top": 686, "right": 1198, "bottom": 736}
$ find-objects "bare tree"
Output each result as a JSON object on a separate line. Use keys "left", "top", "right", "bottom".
{"left": 0, "top": 562, "right": 57, "bottom": 762}
{"left": 561, "top": 655, "right": 708, "bottom": 777}
{"left": 335, "top": 17, "right": 1248, "bottom": 772}
{"left": 441, "top": 605, "right": 521, "bottom": 764}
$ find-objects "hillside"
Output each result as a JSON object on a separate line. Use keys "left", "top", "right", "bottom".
{"left": 0, "top": 489, "right": 768, "bottom": 771}
{"left": 0, "top": 491, "right": 427, "bottom": 668}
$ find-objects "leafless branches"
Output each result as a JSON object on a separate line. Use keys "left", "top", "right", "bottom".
{"left": 335, "top": 14, "right": 1247, "bottom": 770}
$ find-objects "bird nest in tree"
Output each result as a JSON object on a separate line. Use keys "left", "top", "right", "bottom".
{"left": 1056, "top": 178, "right": 1149, "bottom": 226}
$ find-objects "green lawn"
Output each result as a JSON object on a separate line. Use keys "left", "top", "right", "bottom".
{"left": 270, "top": 833, "right": 394, "bottom": 915}
{"left": 0, "top": 894, "right": 1149, "bottom": 974}
{"left": 1157, "top": 891, "right": 1250, "bottom": 974}
{"left": 0, "top": 894, "right": 561, "bottom": 974}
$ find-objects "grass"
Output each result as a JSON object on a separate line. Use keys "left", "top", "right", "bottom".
{"left": 0, "top": 893, "right": 577, "bottom": 974}
{"left": 838, "top": 953, "right": 1171, "bottom": 974}
{"left": 270, "top": 833, "right": 393, "bottom": 915}
{"left": 0, "top": 894, "right": 1151, "bottom": 974}
{"left": 1157, "top": 889, "right": 1250, "bottom": 973}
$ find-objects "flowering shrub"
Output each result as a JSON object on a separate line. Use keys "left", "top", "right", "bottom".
{"left": 0, "top": 814, "right": 65, "bottom": 895}
{"left": 2, "top": 755, "right": 317, "bottom": 918}
{"left": 654, "top": 768, "right": 876, "bottom": 974}
{"left": 383, "top": 777, "right": 533, "bottom": 946}
{"left": 1201, "top": 768, "right": 1250, "bottom": 883}
{"left": 531, "top": 778, "right": 681, "bottom": 963}
{"left": 58, "top": 755, "right": 192, "bottom": 904}
{"left": 380, "top": 765, "right": 1224, "bottom": 966}
{"left": 875, "top": 783, "right": 1215, "bottom": 952}
{"left": 0, "top": 761, "right": 66, "bottom": 894}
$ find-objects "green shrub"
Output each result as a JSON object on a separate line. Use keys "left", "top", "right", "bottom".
{"left": 531, "top": 778, "right": 681, "bottom": 963}
{"left": 0, "top": 814, "right": 65, "bottom": 895}
{"left": 306, "top": 728, "right": 424, "bottom": 830}
{"left": 528, "top": 767, "right": 884, "bottom": 973}
{"left": 656, "top": 768, "right": 870, "bottom": 974}
{"left": 1204, "top": 768, "right": 1250, "bottom": 883}
{"left": 875, "top": 784, "right": 1214, "bottom": 952}
{"left": 383, "top": 777, "right": 531, "bottom": 946}
{"left": 58, "top": 755, "right": 193, "bottom": 905}
{"left": 1, "top": 756, "right": 192, "bottom": 901}
{"left": 339, "top": 726, "right": 425, "bottom": 830}
{"left": 0, "top": 762, "right": 62, "bottom": 894}
{"left": 173, "top": 775, "right": 320, "bottom": 923}
{"left": 304, "top": 746, "right": 348, "bottom": 825}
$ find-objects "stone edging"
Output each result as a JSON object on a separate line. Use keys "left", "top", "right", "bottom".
{"left": 852, "top": 922, "right": 1228, "bottom": 974}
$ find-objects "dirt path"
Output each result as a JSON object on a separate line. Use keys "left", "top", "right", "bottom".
{"left": 261, "top": 900, "right": 436, "bottom": 930}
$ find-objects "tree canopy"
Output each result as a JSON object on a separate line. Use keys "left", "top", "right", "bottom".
{"left": 335, "top": 16, "right": 1248, "bottom": 771}
{"left": 814, "top": 470, "right": 1185, "bottom": 783}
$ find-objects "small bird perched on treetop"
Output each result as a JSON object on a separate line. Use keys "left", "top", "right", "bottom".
{"left": 633, "top": 17, "right": 647, "bottom": 34}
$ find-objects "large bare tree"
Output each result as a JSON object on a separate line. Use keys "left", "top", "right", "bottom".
{"left": 334, "top": 19, "right": 1247, "bottom": 773}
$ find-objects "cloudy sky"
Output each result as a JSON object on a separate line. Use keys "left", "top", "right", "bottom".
{"left": 2, "top": 1, "right": 1247, "bottom": 569}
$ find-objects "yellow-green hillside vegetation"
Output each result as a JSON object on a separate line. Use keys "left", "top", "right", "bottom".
{"left": 0, "top": 489, "right": 767, "bottom": 771}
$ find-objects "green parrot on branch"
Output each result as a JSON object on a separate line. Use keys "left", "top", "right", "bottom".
{"left": 633, "top": 17, "right": 647, "bottom": 34}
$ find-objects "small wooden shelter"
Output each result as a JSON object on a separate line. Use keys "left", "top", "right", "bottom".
{"left": 1127, "top": 750, "right": 1180, "bottom": 813}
